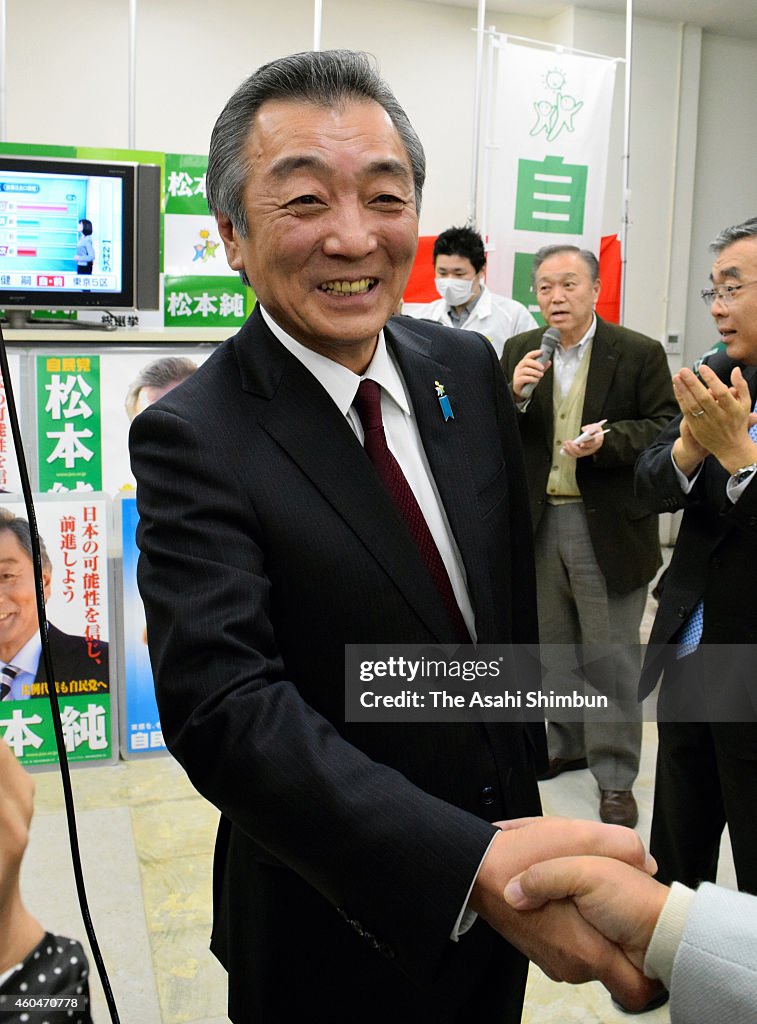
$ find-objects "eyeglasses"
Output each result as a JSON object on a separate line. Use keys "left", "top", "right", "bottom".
{"left": 700, "top": 280, "right": 757, "bottom": 307}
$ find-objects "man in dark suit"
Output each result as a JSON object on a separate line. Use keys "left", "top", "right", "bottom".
{"left": 0, "top": 510, "right": 108, "bottom": 702}
{"left": 637, "top": 216, "right": 757, "bottom": 896}
{"left": 131, "top": 51, "right": 657, "bottom": 1023}
{"left": 501, "top": 246, "right": 676, "bottom": 829}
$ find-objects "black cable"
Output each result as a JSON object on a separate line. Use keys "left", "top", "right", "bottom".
{"left": 0, "top": 323, "right": 121, "bottom": 1024}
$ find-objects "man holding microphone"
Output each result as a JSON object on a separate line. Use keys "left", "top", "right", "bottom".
{"left": 501, "top": 244, "right": 677, "bottom": 828}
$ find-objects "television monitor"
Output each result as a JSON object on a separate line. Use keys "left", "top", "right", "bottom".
{"left": 0, "top": 155, "right": 160, "bottom": 329}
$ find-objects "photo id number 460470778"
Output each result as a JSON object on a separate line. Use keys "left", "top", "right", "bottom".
{"left": 1, "top": 995, "right": 81, "bottom": 1010}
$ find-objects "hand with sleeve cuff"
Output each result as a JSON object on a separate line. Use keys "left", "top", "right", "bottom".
{"left": 468, "top": 817, "right": 661, "bottom": 1011}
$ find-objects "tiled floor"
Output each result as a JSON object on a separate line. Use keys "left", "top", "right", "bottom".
{"left": 20, "top": 563, "right": 737, "bottom": 1024}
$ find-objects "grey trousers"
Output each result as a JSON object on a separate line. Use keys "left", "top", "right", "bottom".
{"left": 534, "top": 502, "right": 646, "bottom": 791}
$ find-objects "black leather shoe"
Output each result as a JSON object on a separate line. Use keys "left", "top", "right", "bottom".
{"left": 612, "top": 988, "right": 669, "bottom": 1014}
{"left": 537, "top": 756, "right": 588, "bottom": 781}
{"left": 599, "top": 789, "right": 639, "bottom": 829}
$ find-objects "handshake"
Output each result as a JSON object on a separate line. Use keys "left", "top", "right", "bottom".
{"left": 470, "top": 816, "right": 669, "bottom": 1012}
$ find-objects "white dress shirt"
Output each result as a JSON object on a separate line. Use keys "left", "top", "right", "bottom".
{"left": 260, "top": 307, "right": 476, "bottom": 640}
{"left": 1, "top": 631, "right": 42, "bottom": 700}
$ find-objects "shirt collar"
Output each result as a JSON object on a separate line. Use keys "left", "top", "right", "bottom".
{"left": 7, "top": 631, "right": 41, "bottom": 675}
{"left": 469, "top": 284, "right": 490, "bottom": 317}
{"left": 558, "top": 313, "right": 597, "bottom": 355}
{"left": 449, "top": 285, "right": 486, "bottom": 321}
{"left": 260, "top": 306, "right": 411, "bottom": 418}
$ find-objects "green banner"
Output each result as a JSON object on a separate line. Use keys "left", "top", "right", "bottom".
{"left": 0, "top": 694, "right": 112, "bottom": 767}
{"left": 514, "top": 154, "right": 588, "bottom": 236}
{"left": 164, "top": 275, "right": 253, "bottom": 328}
{"left": 37, "top": 355, "right": 102, "bottom": 491}
{"left": 164, "top": 153, "right": 209, "bottom": 216}
{"left": 512, "top": 252, "right": 545, "bottom": 326}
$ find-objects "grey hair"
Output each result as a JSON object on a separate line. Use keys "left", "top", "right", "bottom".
{"left": 710, "top": 217, "right": 757, "bottom": 253}
{"left": 206, "top": 49, "right": 426, "bottom": 237}
{"left": 124, "top": 356, "right": 198, "bottom": 422}
{"left": 531, "top": 244, "right": 599, "bottom": 287}
{"left": 0, "top": 508, "right": 51, "bottom": 575}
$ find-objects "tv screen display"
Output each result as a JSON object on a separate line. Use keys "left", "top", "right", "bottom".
{"left": 0, "top": 155, "right": 160, "bottom": 327}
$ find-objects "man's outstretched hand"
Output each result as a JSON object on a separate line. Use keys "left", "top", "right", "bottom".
{"left": 469, "top": 817, "right": 661, "bottom": 1011}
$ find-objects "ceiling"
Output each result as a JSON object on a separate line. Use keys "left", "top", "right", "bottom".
{"left": 419, "top": 0, "right": 757, "bottom": 42}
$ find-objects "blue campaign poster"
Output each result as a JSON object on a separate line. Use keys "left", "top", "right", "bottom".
{"left": 121, "top": 495, "right": 166, "bottom": 755}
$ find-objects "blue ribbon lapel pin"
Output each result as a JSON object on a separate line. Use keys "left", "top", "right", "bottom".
{"left": 434, "top": 380, "right": 454, "bottom": 422}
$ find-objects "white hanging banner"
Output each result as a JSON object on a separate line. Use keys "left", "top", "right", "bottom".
{"left": 485, "top": 39, "right": 617, "bottom": 320}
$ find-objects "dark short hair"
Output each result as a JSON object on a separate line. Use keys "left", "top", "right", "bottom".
{"left": 79, "top": 219, "right": 93, "bottom": 236}
{"left": 432, "top": 226, "right": 486, "bottom": 273}
{"left": 531, "top": 244, "right": 599, "bottom": 287}
{"left": 0, "top": 508, "right": 51, "bottom": 575}
{"left": 710, "top": 217, "right": 757, "bottom": 253}
{"left": 206, "top": 49, "right": 426, "bottom": 237}
{"left": 125, "top": 356, "right": 198, "bottom": 421}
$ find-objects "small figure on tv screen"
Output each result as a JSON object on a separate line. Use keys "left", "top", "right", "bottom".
{"left": 76, "top": 219, "right": 95, "bottom": 276}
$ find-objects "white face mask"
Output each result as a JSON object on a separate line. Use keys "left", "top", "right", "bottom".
{"left": 435, "top": 276, "right": 477, "bottom": 307}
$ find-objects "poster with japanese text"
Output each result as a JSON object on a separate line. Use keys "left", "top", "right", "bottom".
{"left": 484, "top": 39, "right": 617, "bottom": 320}
{"left": 118, "top": 495, "right": 164, "bottom": 757}
{"left": 163, "top": 152, "right": 254, "bottom": 328}
{"left": 0, "top": 495, "right": 115, "bottom": 768}
{"left": 34, "top": 349, "right": 214, "bottom": 496}
{"left": 36, "top": 355, "right": 102, "bottom": 491}
{"left": 0, "top": 354, "right": 23, "bottom": 493}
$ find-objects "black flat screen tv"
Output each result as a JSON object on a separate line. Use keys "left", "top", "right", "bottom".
{"left": 0, "top": 155, "right": 160, "bottom": 329}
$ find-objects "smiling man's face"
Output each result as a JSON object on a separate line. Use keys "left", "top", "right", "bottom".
{"left": 216, "top": 97, "right": 419, "bottom": 374}
{"left": 0, "top": 530, "right": 50, "bottom": 664}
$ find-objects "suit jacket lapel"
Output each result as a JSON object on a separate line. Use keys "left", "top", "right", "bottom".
{"left": 581, "top": 318, "right": 620, "bottom": 425}
{"left": 236, "top": 310, "right": 457, "bottom": 641}
{"left": 386, "top": 320, "right": 495, "bottom": 638}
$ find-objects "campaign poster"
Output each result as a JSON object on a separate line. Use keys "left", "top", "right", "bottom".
{"left": 0, "top": 495, "right": 115, "bottom": 768}
{"left": 119, "top": 494, "right": 164, "bottom": 757}
{"left": 36, "top": 354, "right": 102, "bottom": 492}
{"left": 0, "top": 353, "right": 23, "bottom": 493}
{"left": 163, "top": 151, "right": 253, "bottom": 328}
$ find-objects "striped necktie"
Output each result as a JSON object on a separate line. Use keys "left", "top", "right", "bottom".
{"left": 677, "top": 396, "right": 757, "bottom": 658}
{"left": 0, "top": 664, "right": 19, "bottom": 700}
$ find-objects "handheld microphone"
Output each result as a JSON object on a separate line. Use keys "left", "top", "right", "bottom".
{"left": 519, "top": 327, "right": 561, "bottom": 400}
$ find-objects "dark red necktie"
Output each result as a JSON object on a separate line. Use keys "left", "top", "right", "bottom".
{"left": 353, "top": 379, "right": 470, "bottom": 642}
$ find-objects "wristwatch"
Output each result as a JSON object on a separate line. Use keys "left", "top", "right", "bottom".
{"left": 731, "top": 462, "right": 757, "bottom": 486}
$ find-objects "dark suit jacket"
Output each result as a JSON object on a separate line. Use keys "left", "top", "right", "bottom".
{"left": 636, "top": 353, "right": 757, "bottom": 702}
{"left": 501, "top": 317, "right": 677, "bottom": 594}
{"left": 130, "top": 308, "right": 544, "bottom": 1021}
{"left": 33, "top": 623, "right": 109, "bottom": 693}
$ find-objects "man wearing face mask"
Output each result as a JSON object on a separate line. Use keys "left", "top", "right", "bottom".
{"left": 404, "top": 226, "right": 536, "bottom": 358}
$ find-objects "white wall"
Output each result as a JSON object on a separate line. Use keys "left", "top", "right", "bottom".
{"left": 4, "top": 0, "right": 757, "bottom": 363}
{"left": 684, "top": 32, "right": 757, "bottom": 362}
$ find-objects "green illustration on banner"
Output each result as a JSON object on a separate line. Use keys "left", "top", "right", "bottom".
{"left": 37, "top": 355, "right": 102, "bottom": 491}
{"left": 514, "top": 154, "right": 587, "bottom": 235}
{"left": 165, "top": 154, "right": 209, "bottom": 216}
{"left": 529, "top": 68, "right": 584, "bottom": 142}
{"left": 0, "top": 694, "right": 112, "bottom": 767}
{"left": 512, "top": 252, "right": 544, "bottom": 326}
{"left": 164, "top": 275, "right": 253, "bottom": 327}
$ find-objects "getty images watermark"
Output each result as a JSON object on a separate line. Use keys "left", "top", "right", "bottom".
{"left": 344, "top": 644, "right": 757, "bottom": 724}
